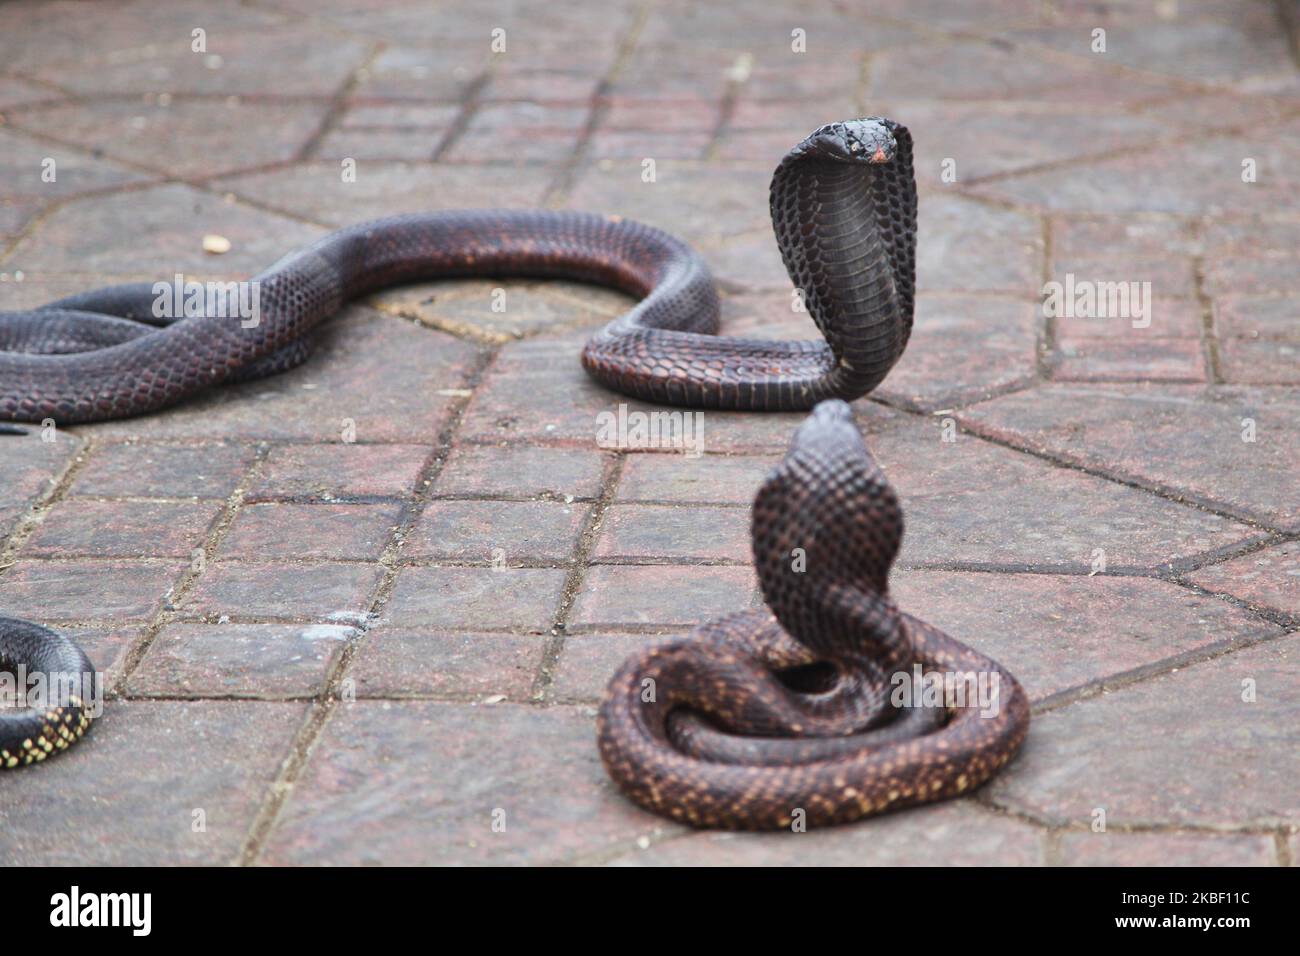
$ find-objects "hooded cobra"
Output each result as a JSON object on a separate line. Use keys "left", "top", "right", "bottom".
{"left": 598, "top": 401, "right": 1030, "bottom": 829}
{"left": 0, "top": 119, "right": 936, "bottom": 788}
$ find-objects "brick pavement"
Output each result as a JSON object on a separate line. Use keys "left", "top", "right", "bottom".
{"left": 0, "top": 0, "right": 1296, "bottom": 865}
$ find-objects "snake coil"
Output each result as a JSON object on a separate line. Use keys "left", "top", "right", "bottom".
{"left": 597, "top": 401, "right": 1030, "bottom": 829}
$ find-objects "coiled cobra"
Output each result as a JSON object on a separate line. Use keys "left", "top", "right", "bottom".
{"left": 0, "top": 117, "right": 1026, "bottom": 816}
{"left": 597, "top": 400, "right": 1030, "bottom": 829}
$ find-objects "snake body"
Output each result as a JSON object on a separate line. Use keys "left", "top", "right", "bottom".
{"left": 597, "top": 401, "right": 1030, "bottom": 829}
{"left": 0, "top": 617, "right": 94, "bottom": 767}
{"left": 0, "top": 119, "right": 914, "bottom": 422}
{"left": 0, "top": 117, "right": 1026, "bottom": 821}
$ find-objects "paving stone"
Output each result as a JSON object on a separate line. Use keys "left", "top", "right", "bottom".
{"left": 73, "top": 441, "right": 256, "bottom": 499}
{"left": 899, "top": 103, "right": 1175, "bottom": 183}
{"left": 0, "top": 126, "right": 156, "bottom": 202}
{"left": 348, "top": 628, "right": 546, "bottom": 700}
{"left": 85, "top": 309, "right": 478, "bottom": 442}
{"left": 373, "top": 277, "right": 630, "bottom": 341}
{"left": 1052, "top": 216, "right": 1201, "bottom": 260}
{"left": 458, "top": 331, "right": 893, "bottom": 452}
{"left": 916, "top": 194, "right": 1042, "bottom": 294}
{"left": 447, "top": 127, "right": 585, "bottom": 164}
{"left": 1215, "top": 296, "right": 1300, "bottom": 384}
{"left": 1203, "top": 254, "right": 1300, "bottom": 297}
{"left": 0, "top": 1, "right": 285, "bottom": 75}
{"left": 0, "top": 197, "right": 40, "bottom": 239}
{"left": 58, "top": 625, "right": 143, "bottom": 691}
{"left": 1047, "top": 293, "right": 1204, "bottom": 343}
{"left": 890, "top": 570, "right": 1281, "bottom": 703}
{"left": 128, "top": 622, "right": 353, "bottom": 699}
{"left": 601, "top": 97, "right": 716, "bottom": 132}
{"left": 382, "top": 566, "right": 567, "bottom": 630}
{"left": 970, "top": 136, "right": 1300, "bottom": 216}
{"left": 594, "top": 504, "right": 750, "bottom": 562}
{"left": 727, "top": 94, "right": 861, "bottom": 130}
{"left": 0, "top": 506, "right": 22, "bottom": 540}
{"left": 870, "top": 38, "right": 1178, "bottom": 105}
{"left": 0, "top": 559, "right": 183, "bottom": 621}
{"left": 607, "top": 800, "right": 1043, "bottom": 866}
{"left": 216, "top": 162, "right": 551, "bottom": 226}
{"left": 571, "top": 565, "right": 758, "bottom": 629}
{"left": 876, "top": 295, "right": 1039, "bottom": 409}
{"left": 1187, "top": 542, "right": 1300, "bottom": 618}
{"left": 549, "top": 631, "right": 683, "bottom": 702}
{"left": 957, "top": 384, "right": 1300, "bottom": 530}
{"left": 0, "top": 700, "right": 306, "bottom": 866}
{"left": 23, "top": 498, "right": 221, "bottom": 558}
{"left": 485, "top": 68, "right": 602, "bottom": 102}
{"left": 6, "top": 97, "right": 329, "bottom": 179}
{"left": 181, "top": 561, "right": 383, "bottom": 621}
{"left": 0, "top": 431, "right": 83, "bottom": 509}
{"left": 5, "top": 182, "right": 325, "bottom": 277}
{"left": 42, "top": 28, "right": 370, "bottom": 97}
{"left": 249, "top": 443, "right": 432, "bottom": 500}
{"left": 635, "top": 2, "right": 874, "bottom": 54}
{"left": 259, "top": 701, "right": 661, "bottom": 865}
{"left": 1201, "top": 216, "right": 1300, "bottom": 255}
{"left": 436, "top": 443, "right": 608, "bottom": 500}
{"left": 872, "top": 421, "right": 1255, "bottom": 570}
{"left": 443, "top": 101, "right": 588, "bottom": 163}
{"left": 988, "top": 634, "right": 1300, "bottom": 828}
{"left": 0, "top": 275, "right": 127, "bottom": 310}
{"left": 1056, "top": 831, "right": 1279, "bottom": 867}
{"left": 1049, "top": 256, "right": 1199, "bottom": 299}
{"left": 604, "top": 67, "right": 726, "bottom": 102}
{"left": 299, "top": 0, "right": 634, "bottom": 51}
{"left": 686, "top": 227, "right": 794, "bottom": 291}
{"left": 218, "top": 502, "right": 401, "bottom": 560}
{"left": 348, "top": 44, "right": 487, "bottom": 99}
{"left": 860, "top": 0, "right": 1051, "bottom": 29}
{"left": 313, "top": 128, "right": 445, "bottom": 163}
{"left": 408, "top": 499, "right": 588, "bottom": 562}
{"left": 0, "top": 75, "right": 59, "bottom": 110}
{"left": 563, "top": 159, "right": 772, "bottom": 247}
{"left": 1008, "top": 6, "right": 1296, "bottom": 88}
{"left": 1053, "top": 337, "right": 1206, "bottom": 383}
{"left": 616, "top": 453, "right": 776, "bottom": 504}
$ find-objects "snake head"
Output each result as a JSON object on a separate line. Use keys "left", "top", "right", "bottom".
{"left": 800, "top": 119, "right": 897, "bottom": 164}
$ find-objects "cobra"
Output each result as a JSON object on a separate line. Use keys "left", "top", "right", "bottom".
{"left": 0, "top": 119, "right": 971, "bottom": 801}
{"left": 598, "top": 400, "right": 1030, "bottom": 830}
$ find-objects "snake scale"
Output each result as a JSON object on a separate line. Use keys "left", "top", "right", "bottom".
{"left": 0, "top": 118, "right": 1027, "bottom": 831}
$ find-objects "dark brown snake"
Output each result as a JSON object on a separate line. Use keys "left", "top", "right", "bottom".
{"left": 598, "top": 400, "right": 1029, "bottom": 829}
{"left": 0, "top": 117, "right": 1026, "bottom": 827}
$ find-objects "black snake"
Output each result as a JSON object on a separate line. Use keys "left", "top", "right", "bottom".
{"left": 0, "top": 117, "right": 1025, "bottom": 829}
